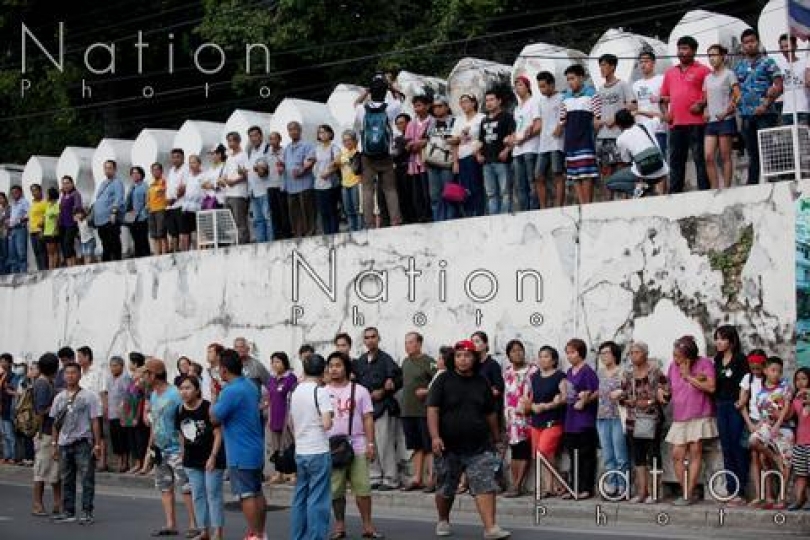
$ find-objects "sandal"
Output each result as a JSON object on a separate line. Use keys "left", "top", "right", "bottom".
{"left": 560, "top": 492, "right": 574, "bottom": 500}
{"left": 185, "top": 529, "right": 202, "bottom": 538}
{"left": 748, "top": 499, "right": 766, "bottom": 508}
{"left": 456, "top": 484, "right": 469, "bottom": 495}
{"left": 401, "top": 482, "right": 423, "bottom": 492}
{"left": 329, "top": 532, "right": 347, "bottom": 540}
{"left": 31, "top": 509, "right": 49, "bottom": 517}
{"left": 151, "top": 528, "right": 179, "bottom": 537}
{"left": 361, "top": 532, "right": 385, "bottom": 539}
{"left": 576, "top": 492, "right": 592, "bottom": 500}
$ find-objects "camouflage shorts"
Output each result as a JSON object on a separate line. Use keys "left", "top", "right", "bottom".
{"left": 435, "top": 451, "right": 499, "bottom": 498}
{"left": 154, "top": 451, "right": 191, "bottom": 494}
{"left": 596, "top": 138, "right": 622, "bottom": 167}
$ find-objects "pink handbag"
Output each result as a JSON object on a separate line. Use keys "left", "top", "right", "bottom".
{"left": 442, "top": 182, "right": 468, "bottom": 204}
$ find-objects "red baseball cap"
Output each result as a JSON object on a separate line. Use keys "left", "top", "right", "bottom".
{"left": 454, "top": 340, "right": 476, "bottom": 353}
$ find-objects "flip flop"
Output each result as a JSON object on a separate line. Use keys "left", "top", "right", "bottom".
{"left": 151, "top": 528, "right": 179, "bottom": 537}
{"left": 329, "top": 532, "right": 347, "bottom": 540}
{"left": 31, "top": 510, "right": 48, "bottom": 517}
{"left": 362, "top": 532, "right": 385, "bottom": 539}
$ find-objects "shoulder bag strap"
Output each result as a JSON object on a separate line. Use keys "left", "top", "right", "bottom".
{"left": 347, "top": 382, "right": 356, "bottom": 436}
{"left": 639, "top": 124, "right": 657, "bottom": 147}
{"left": 313, "top": 384, "right": 321, "bottom": 416}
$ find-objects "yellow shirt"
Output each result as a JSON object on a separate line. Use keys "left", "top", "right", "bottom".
{"left": 29, "top": 199, "right": 47, "bottom": 233}
{"left": 43, "top": 202, "right": 59, "bottom": 237}
{"left": 340, "top": 148, "right": 360, "bottom": 189}
{"left": 147, "top": 178, "right": 168, "bottom": 212}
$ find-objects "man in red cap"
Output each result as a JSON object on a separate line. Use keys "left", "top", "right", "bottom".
{"left": 427, "top": 340, "right": 510, "bottom": 539}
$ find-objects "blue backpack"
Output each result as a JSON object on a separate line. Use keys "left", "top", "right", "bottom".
{"left": 362, "top": 102, "right": 391, "bottom": 157}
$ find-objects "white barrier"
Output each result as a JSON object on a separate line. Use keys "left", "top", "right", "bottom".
{"left": 588, "top": 29, "right": 671, "bottom": 88}
{"left": 668, "top": 9, "right": 749, "bottom": 59}
{"left": 93, "top": 139, "right": 135, "bottom": 187}
{"left": 56, "top": 147, "right": 95, "bottom": 203}
{"left": 447, "top": 58, "right": 512, "bottom": 115}
{"left": 327, "top": 84, "right": 365, "bottom": 131}
{"left": 196, "top": 209, "right": 238, "bottom": 249}
{"left": 223, "top": 109, "right": 274, "bottom": 145}
{"left": 267, "top": 98, "right": 337, "bottom": 145}
{"left": 174, "top": 120, "right": 227, "bottom": 166}
{"left": 512, "top": 43, "right": 588, "bottom": 96}
{"left": 131, "top": 129, "right": 179, "bottom": 172}
{"left": 21, "top": 156, "right": 58, "bottom": 194}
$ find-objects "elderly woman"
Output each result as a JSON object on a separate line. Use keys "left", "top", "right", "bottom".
{"left": 620, "top": 342, "right": 668, "bottom": 503}
{"left": 665, "top": 335, "right": 717, "bottom": 506}
{"left": 596, "top": 341, "right": 629, "bottom": 498}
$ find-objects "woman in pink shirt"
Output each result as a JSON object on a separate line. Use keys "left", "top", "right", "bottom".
{"left": 665, "top": 335, "right": 717, "bottom": 506}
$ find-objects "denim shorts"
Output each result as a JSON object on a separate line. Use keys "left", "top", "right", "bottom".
{"left": 80, "top": 239, "right": 96, "bottom": 258}
{"left": 229, "top": 467, "right": 263, "bottom": 499}
{"left": 535, "top": 151, "right": 565, "bottom": 178}
{"left": 705, "top": 117, "right": 738, "bottom": 136}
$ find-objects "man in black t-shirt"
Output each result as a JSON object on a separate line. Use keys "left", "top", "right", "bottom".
{"left": 427, "top": 340, "right": 510, "bottom": 540}
{"left": 477, "top": 90, "right": 516, "bottom": 216}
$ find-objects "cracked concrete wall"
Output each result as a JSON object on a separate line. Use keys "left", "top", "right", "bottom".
{"left": 0, "top": 181, "right": 804, "bottom": 378}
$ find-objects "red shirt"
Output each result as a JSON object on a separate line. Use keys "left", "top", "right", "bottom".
{"left": 661, "top": 61, "right": 712, "bottom": 126}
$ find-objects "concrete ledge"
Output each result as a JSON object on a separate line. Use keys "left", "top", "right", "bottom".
{"left": 2, "top": 464, "right": 807, "bottom": 535}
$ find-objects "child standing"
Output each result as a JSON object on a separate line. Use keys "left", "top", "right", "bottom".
{"left": 559, "top": 64, "right": 602, "bottom": 205}
{"left": 789, "top": 367, "right": 810, "bottom": 511}
{"left": 749, "top": 357, "right": 794, "bottom": 509}
{"left": 74, "top": 208, "right": 96, "bottom": 264}
{"left": 740, "top": 350, "right": 767, "bottom": 505}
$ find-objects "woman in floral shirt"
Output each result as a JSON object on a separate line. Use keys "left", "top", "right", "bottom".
{"left": 596, "top": 341, "right": 629, "bottom": 498}
{"left": 121, "top": 352, "right": 150, "bottom": 474}
{"left": 502, "top": 339, "right": 537, "bottom": 497}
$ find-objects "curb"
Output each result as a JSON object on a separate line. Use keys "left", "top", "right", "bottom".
{"left": 2, "top": 465, "right": 808, "bottom": 534}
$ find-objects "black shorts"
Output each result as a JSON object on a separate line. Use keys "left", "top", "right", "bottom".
{"left": 510, "top": 439, "right": 532, "bottom": 461}
{"left": 401, "top": 417, "right": 431, "bottom": 452}
{"left": 628, "top": 435, "right": 662, "bottom": 468}
{"left": 44, "top": 235, "right": 60, "bottom": 245}
{"left": 165, "top": 208, "right": 182, "bottom": 237}
{"left": 109, "top": 419, "right": 128, "bottom": 456}
{"left": 180, "top": 211, "right": 197, "bottom": 235}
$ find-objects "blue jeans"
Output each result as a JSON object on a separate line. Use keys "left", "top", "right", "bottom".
{"left": 250, "top": 194, "right": 274, "bottom": 243}
{"left": 427, "top": 167, "right": 453, "bottom": 222}
{"left": 291, "top": 452, "right": 332, "bottom": 540}
{"left": 716, "top": 399, "right": 748, "bottom": 496}
{"left": 60, "top": 439, "right": 96, "bottom": 515}
{"left": 596, "top": 418, "right": 629, "bottom": 493}
{"left": 512, "top": 153, "right": 538, "bottom": 211}
{"left": 741, "top": 114, "right": 780, "bottom": 184}
{"left": 342, "top": 185, "right": 362, "bottom": 232}
{"left": 0, "top": 235, "right": 7, "bottom": 274}
{"left": 186, "top": 467, "right": 225, "bottom": 529}
{"left": 656, "top": 133, "right": 668, "bottom": 162}
{"left": 458, "top": 156, "right": 485, "bottom": 217}
{"left": 315, "top": 188, "right": 340, "bottom": 235}
{"left": 7, "top": 227, "right": 28, "bottom": 273}
{"left": 482, "top": 162, "right": 511, "bottom": 215}
{"left": 668, "top": 125, "right": 708, "bottom": 193}
{"left": 1, "top": 418, "right": 14, "bottom": 460}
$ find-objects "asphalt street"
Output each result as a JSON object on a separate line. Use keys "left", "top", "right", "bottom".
{"left": 0, "top": 483, "right": 796, "bottom": 540}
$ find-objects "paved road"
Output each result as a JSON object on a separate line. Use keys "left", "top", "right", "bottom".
{"left": 0, "top": 483, "right": 794, "bottom": 540}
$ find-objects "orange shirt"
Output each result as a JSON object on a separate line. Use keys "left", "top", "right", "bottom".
{"left": 147, "top": 178, "right": 168, "bottom": 212}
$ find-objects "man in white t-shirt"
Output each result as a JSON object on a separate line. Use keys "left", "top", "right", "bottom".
{"left": 289, "top": 355, "right": 333, "bottom": 540}
{"left": 222, "top": 131, "right": 250, "bottom": 244}
{"left": 246, "top": 126, "right": 273, "bottom": 243}
{"left": 631, "top": 50, "right": 668, "bottom": 163}
{"left": 165, "top": 149, "right": 188, "bottom": 253}
{"left": 511, "top": 75, "right": 542, "bottom": 212}
{"left": 534, "top": 71, "right": 566, "bottom": 208}
{"left": 776, "top": 34, "right": 810, "bottom": 126}
{"left": 606, "top": 109, "right": 669, "bottom": 198}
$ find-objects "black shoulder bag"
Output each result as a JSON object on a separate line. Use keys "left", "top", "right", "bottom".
{"left": 323, "top": 383, "right": 355, "bottom": 469}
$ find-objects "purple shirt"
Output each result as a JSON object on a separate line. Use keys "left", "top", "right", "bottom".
{"left": 668, "top": 357, "right": 715, "bottom": 422}
{"left": 564, "top": 363, "right": 599, "bottom": 433}
{"left": 266, "top": 372, "right": 297, "bottom": 432}
{"left": 59, "top": 190, "right": 82, "bottom": 228}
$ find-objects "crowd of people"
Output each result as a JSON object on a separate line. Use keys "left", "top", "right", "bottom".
{"left": 1, "top": 323, "right": 809, "bottom": 539}
{"left": 0, "top": 29, "right": 805, "bottom": 273}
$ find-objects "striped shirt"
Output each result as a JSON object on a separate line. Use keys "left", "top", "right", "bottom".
{"left": 560, "top": 86, "right": 601, "bottom": 181}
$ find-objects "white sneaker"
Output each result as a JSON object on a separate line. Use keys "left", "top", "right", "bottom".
{"left": 435, "top": 520, "right": 452, "bottom": 536}
{"left": 483, "top": 525, "right": 511, "bottom": 539}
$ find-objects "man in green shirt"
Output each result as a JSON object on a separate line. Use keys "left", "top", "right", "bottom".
{"left": 399, "top": 332, "right": 436, "bottom": 492}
